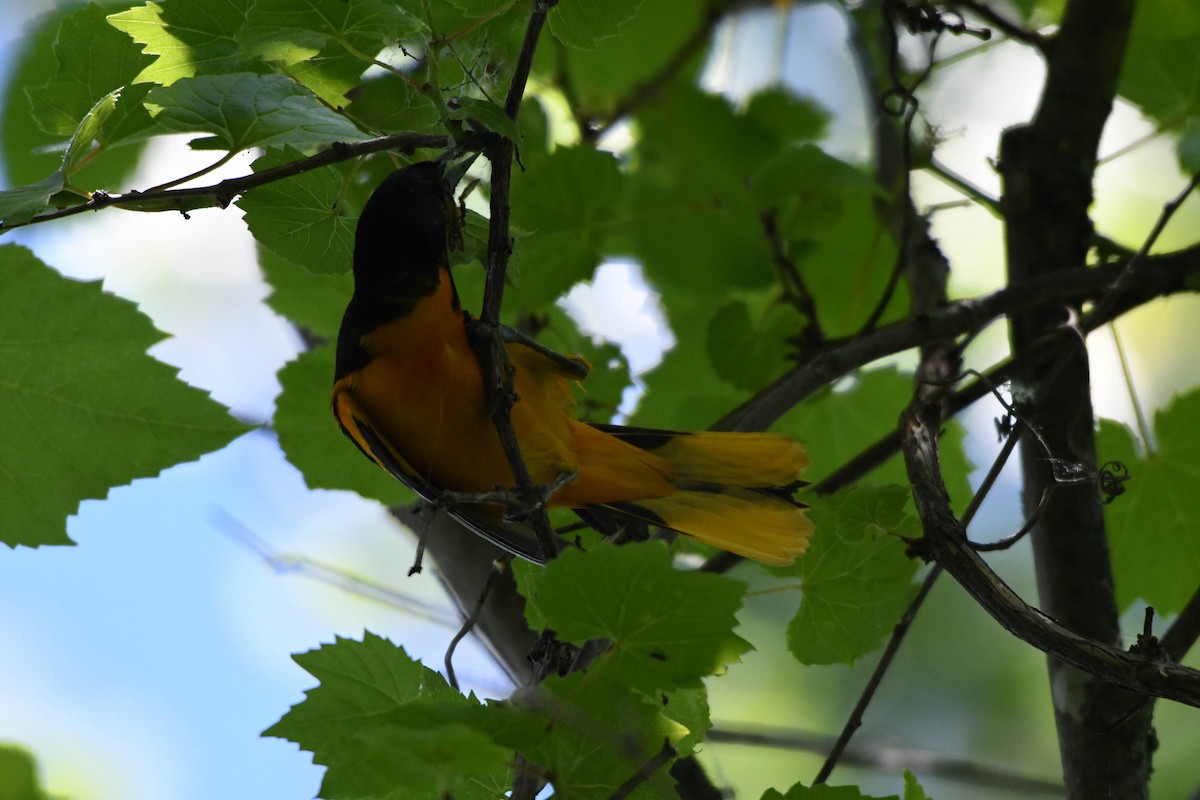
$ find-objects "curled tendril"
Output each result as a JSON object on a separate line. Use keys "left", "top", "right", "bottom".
{"left": 1097, "top": 460, "right": 1131, "bottom": 505}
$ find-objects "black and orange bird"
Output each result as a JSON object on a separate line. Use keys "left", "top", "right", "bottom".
{"left": 332, "top": 160, "right": 814, "bottom": 565}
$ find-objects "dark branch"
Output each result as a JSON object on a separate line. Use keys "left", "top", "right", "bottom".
{"left": 720, "top": 244, "right": 1200, "bottom": 433}
{"left": 0, "top": 131, "right": 451, "bottom": 232}
{"left": 709, "top": 723, "right": 1062, "bottom": 795}
{"left": 901, "top": 396, "right": 1200, "bottom": 709}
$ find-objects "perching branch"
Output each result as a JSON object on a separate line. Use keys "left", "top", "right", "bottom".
{"left": 472, "top": 0, "right": 563, "bottom": 562}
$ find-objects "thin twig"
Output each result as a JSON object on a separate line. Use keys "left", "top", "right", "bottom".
{"left": 1083, "top": 172, "right": 1200, "bottom": 334}
{"left": 708, "top": 723, "right": 1062, "bottom": 795}
{"left": 1161, "top": 584, "right": 1200, "bottom": 663}
{"left": 0, "top": 131, "right": 451, "bottom": 232}
{"left": 946, "top": 0, "right": 1049, "bottom": 50}
{"left": 813, "top": 563, "right": 944, "bottom": 784}
{"left": 445, "top": 558, "right": 508, "bottom": 691}
{"left": 609, "top": 740, "right": 677, "bottom": 800}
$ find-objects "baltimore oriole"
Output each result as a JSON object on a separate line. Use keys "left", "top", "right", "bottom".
{"left": 332, "top": 160, "right": 813, "bottom": 565}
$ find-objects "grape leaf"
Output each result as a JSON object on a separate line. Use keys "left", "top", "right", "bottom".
{"left": 706, "top": 298, "right": 805, "bottom": 392}
{"left": 238, "top": 0, "right": 420, "bottom": 105}
{"left": 237, "top": 147, "right": 357, "bottom": 275}
{"left": 517, "top": 541, "right": 751, "bottom": 690}
{"left": 553, "top": 0, "right": 707, "bottom": 116}
{"left": 0, "top": 173, "right": 67, "bottom": 228}
{"left": 1117, "top": 0, "right": 1200, "bottom": 125}
{"left": 260, "top": 248, "right": 353, "bottom": 341}
{"left": 1099, "top": 392, "right": 1200, "bottom": 614}
{"left": 662, "top": 686, "right": 710, "bottom": 758}
{"left": 274, "top": 345, "right": 412, "bottom": 506}
{"left": 508, "top": 146, "right": 624, "bottom": 308}
{"left": 0, "top": 88, "right": 122, "bottom": 226}
{"left": 0, "top": 744, "right": 46, "bottom": 800}
{"left": 502, "top": 669, "right": 678, "bottom": 800}
{"left": 145, "top": 73, "right": 370, "bottom": 151}
{"left": 784, "top": 485, "right": 920, "bottom": 666}
{"left": 0, "top": 246, "right": 249, "bottom": 547}
{"left": 108, "top": 0, "right": 257, "bottom": 86}
{"left": 264, "top": 632, "right": 509, "bottom": 800}
{"left": 903, "top": 770, "right": 933, "bottom": 800}
{"left": 549, "top": 0, "right": 644, "bottom": 50}
{"left": 750, "top": 144, "right": 878, "bottom": 241}
{"left": 29, "top": 3, "right": 156, "bottom": 145}
{"left": 763, "top": 783, "right": 901, "bottom": 800}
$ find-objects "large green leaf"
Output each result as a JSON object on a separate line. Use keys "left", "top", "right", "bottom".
{"left": 0, "top": 88, "right": 122, "bottom": 226}
{"left": 508, "top": 145, "right": 625, "bottom": 308}
{"left": 2, "top": 6, "right": 147, "bottom": 190}
{"left": 1118, "top": 0, "right": 1200, "bottom": 125}
{"left": 107, "top": 0, "right": 257, "bottom": 85}
{"left": 517, "top": 541, "right": 751, "bottom": 690}
{"left": 238, "top": 0, "right": 420, "bottom": 106}
{"left": 548, "top": 0, "right": 644, "bottom": 50}
{"left": 237, "top": 147, "right": 357, "bottom": 275}
{"left": 145, "top": 73, "right": 370, "bottom": 151}
{"left": 0, "top": 246, "right": 249, "bottom": 547}
{"left": 30, "top": 4, "right": 156, "bottom": 144}
{"left": 260, "top": 248, "right": 353, "bottom": 342}
{"left": 1099, "top": 391, "right": 1200, "bottom": 614}
{"left": 549, "top": 0, "right": 706, "bottom": 116}
{"left": 264, "top": 632, "right": 510, "bottom": 800}
{"left": 784, "top": 485, "right": 921, "bottom": 666}
{"left": 706, "top": 297, "right": 805, "bottom": 393}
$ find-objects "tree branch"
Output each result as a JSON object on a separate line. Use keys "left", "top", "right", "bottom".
{"left": 0, "top": 131, "right": 451, "bottom": 232}
{"left": 720, "top": 244, "right": 1200, "bottom": 433}
{"left": 901, "top": 392, "right": 1200, "bottom": 709}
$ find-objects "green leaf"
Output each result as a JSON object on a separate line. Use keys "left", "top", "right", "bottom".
{"left": 706, "top": 299, "right": 804, "bottom": 392}
{"left": 238, "top": 0, "right": 420, "bottom": 106}
{"left": 260, "top": 248, "right": 353, "bottom": 341}
{"left": 552, "top": 0, "right": 707, "bottom": 116}
{"left": 29, "top": 4, "right": 156, "bottom": 141}
{"left": 0, "top": 246, "right": 249, "bottom": 547}
{"left": 63, "top": 88, "right": 122, "bottom": 178}
{"left": 264, "top": 632, "right": 510, "bottom": 800}
{"left": 763, "top": 783, "right": 900, "bottom": 800}
{"left": 742, "top": 89, "right": 830, "bottom": 146}
{"left": 662, "top": 686, "right": 710, "bottom": 758}
{"left": 145, "top": 73, "right": 370, "bottom": 151}
{"left": 0, "top": 743, "right": 45, "bottom": 800}
{"left": 237, "top": 148, "right": 356, "bottom": 275}
{"left": 549, "top": 0, "right": 644, "bottom": 49}
{"left": 2, "top": 88, "right": 128, "bottom": 226}
{"left": 448, "top": 97, "right": 521, "bottom": 142}
{"left": 508, "top": 146, "right": 624, "bottom": 308}
{"left": 518, "top": 541, "right": 751, "bottom": 690}
{"left": 784, "top": 485, "right": 920, "bottom": 666}
{"left": 505, "top": 669, "right": 678, "bottom": 800}
{"left": 274, "top": 345, "right": 413, "bottom": 506}
{"left": 750, "top": 144, "right": 878, "bottom": 241}
{"left": 1177, "top": 117, "right": 1200, "bottom": 174}
{"left": 1099, "top": 391, "right": 1200, "bottom": 614}
{"left": 903, "top": 770, "right": 933, "bottom": 800}
{"left": 1117, "top": 0, "right": 1200, "bottom": 124}
{"left": 0, "top": 173, "right": 66, "bottom": 228}
{"left": 108, "top": 0, "right": 257, "bottom": 86}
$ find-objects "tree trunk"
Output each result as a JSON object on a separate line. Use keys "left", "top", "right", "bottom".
{"left": 1000, "top": 0, "right": 1154, "bottom": 796}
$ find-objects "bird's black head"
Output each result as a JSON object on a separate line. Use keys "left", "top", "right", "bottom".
{"left": 351, "top": 161, "right": 455, "bottom": 299}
